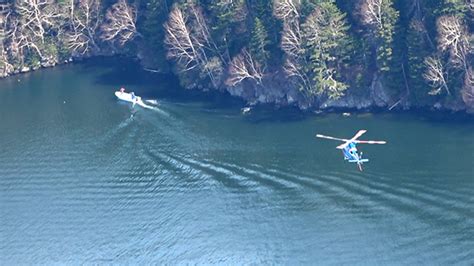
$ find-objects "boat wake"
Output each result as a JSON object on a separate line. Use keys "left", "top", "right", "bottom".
{"left": 145, "top": 99, "right": 159, "bottom": 105}
{"left": 145, "top": 103, "right": 169, "bottom": 116}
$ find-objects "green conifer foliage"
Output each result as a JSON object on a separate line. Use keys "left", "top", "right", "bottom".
{"left": 360, "top": 0, "right": 399, "bottom": 73}
{"left": 208, "top": 0, "right": 247, "bottom": 60}
{"left": 303, "top": 1, "right": 352, "bottom": 99}
{"left": 406, "top": 19, "right": 434, "bottom": 104}
{"left": 378, "top": 1, "right": 399, "bottom": 72}
{"left": 440, "top": 0, "right": 468, "bottom": 17}
{"left": 140, "top": 0, "right": 170, "bottom": 69}
{"left": 249, "top": 17, "right": 270, "bottom": 65}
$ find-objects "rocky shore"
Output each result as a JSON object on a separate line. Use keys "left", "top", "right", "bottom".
{"left": 2, "top": 53, "right": 472, "bottom": 115}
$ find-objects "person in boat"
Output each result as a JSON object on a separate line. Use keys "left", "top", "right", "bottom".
{"left": 120, "top": 87, "right": 125, "bottom": 93}
{"left": 131, "top": 92, "right": 136, "bottom": 100}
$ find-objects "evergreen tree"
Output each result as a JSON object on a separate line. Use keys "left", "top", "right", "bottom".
{"left": 304, "top": 0, "right": 352, "bottom": 99}
{"left": 249, "top": 18, "right": 270, "bottom": 65}
{"left": 139, "top": 0, "right": 170, "bottom": 69}
{"left": 406, "top": 19, "right": 434, "bottom": 104}
{"left": 209, "top": 0, "right": 247, "bottom": 32}
{"left": 250, "top": 0, "right": 281, "bottom": 58}
{"left": 360, "top": 0, "right": 399, "bottom": 73}
{"left": 301, "top": 0, "right": 322, "bottom": 18}
{"left": 208, "top": 0, "right": 247, "bottom": 60}
{"left": 378, "top": 1, "right": 399, "bottom": 72}
{"left": 439, "top": 0, "right": 468, "bottom": 17}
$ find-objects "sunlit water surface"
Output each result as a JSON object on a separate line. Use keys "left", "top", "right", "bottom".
{"left": 0, "top": 59, "right": 473, "bottom": 264}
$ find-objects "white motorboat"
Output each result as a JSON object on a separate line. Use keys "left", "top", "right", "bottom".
{"left": 114, "top": 91, "right": 153, "bottom": 109}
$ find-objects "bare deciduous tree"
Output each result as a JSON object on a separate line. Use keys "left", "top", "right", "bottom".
{"left": 0, "top": 4, "right": 12, "bottom": 75}
{"left": 273, "top": 0, "right": 300, "bottom": 21}
{"left": 283, "top": 57, "right": 301, "bottom": 77}
{"left": 188, "top": 5, "right": 225, "bottom": 66}
{"left": 164, "top": 6, "right": 199, "bottom": 71}
{"left": 281, "top": 22, "right": 303, "bottom": 58}
{"left": 66, "top": 0, "right": 100, "bottom": 54}
{"left": 360, "top": 0, "right": 383, "bottom": 29}
{"left": 100, "top": 0, "right": 137, "bottom": 46}
{"left": 283, "top": 57, "right": 311, "bottom": 91}
{"left": 65, "top": 30, "right": 90, "bottom": 53}
{"left": 0, "top": 3, "right": 10, "bottom": 26}
{"left": 274, "top": 0, "right": 312, "bottom": 92}
{"left": 0, "top": 3, "right": 11, "bottom": 40}
{"left": 462, "top": 67, "right": 474, "bottom": 107}
{"left": 226, "top": 48, "right": 263, "bottom": 86}
{"left": 0, "top": 47, "right": 13, "bottom": 75}
{"left": 437, "top": 15, "right": 470, "bottom": 70}
{"left": 190, "top": 5, "right": 226, "bottom": 86}
{"left": 4, "top": 0, "right": 66, "bottom": 65}
{"left": 0, "top": 4, "right": 13, "bottom": 75}
{"left": 15, "top": 0, "right": 62, "bottom": 43}
{"left": 164, "top": 5, "right": 223, "bottom": 89}
{"left": 7, "top": 17, "right": 44, "bottom": 62}
{"left": 189, "top": 5, "right": 211, "bottom": 48}
{"left": 281, "top": 21, "right": 311, "bottom": 91}
{"left": 423, "top": 56, "right": 450, "bottom": 95}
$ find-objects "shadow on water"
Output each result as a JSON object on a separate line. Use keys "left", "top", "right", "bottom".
{"left": 242, "top": 106, "right": 309, "bottom": 123}
{"left": 77, "top": 57, "right": 474, "bottom": 126}
{"left": 86, "top": 57, "right": 244, "bottom": 107}
{"left": 88, "top": 58, "right": 178, "bottom": 91}
{"left": 387, "top": 110, "right": 474, "bottom": 126}
{"left": 80, "top": 57, "right": 313, "bottom": 123}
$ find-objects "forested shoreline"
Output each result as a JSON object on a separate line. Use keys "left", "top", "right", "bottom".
{"left": 0, "top": 0, "right": 473, "bottom": 112}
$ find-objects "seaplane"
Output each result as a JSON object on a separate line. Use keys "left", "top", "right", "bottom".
{"left": 316, "top": 130, "right": 386, "bottom": 171}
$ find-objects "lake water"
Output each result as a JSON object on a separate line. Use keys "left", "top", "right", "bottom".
{"left": 0, "top": 59, "right": 473, "bottom": 264}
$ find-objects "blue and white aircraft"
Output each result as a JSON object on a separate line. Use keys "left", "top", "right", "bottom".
{"left": 316, "top": 130, "right": 386, "bottom": 171}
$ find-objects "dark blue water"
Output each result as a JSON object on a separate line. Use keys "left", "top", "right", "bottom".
{"left": 0, "top": 59, "right": 473, "bottom": 264}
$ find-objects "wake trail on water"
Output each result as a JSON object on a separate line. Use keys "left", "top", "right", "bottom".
{"left": 144, "top": 105, "right": 170, "bottom": 116}
{"left": 141, "top": 146, "right": 473, "bottom": 236}
{"left": 104, "top": 100, "right": 473, "bottom": 244}
{"left": 105, "top": 106, "right": 474, "bottom": 220}
{"left": 256, "top": 165, "right": 474, "bottom": 235}
{"left": 140, "top": 99, "right": 170, "bottom": 117}
{"left": 102, "top": 101, "right": 174, "bottom": 148}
